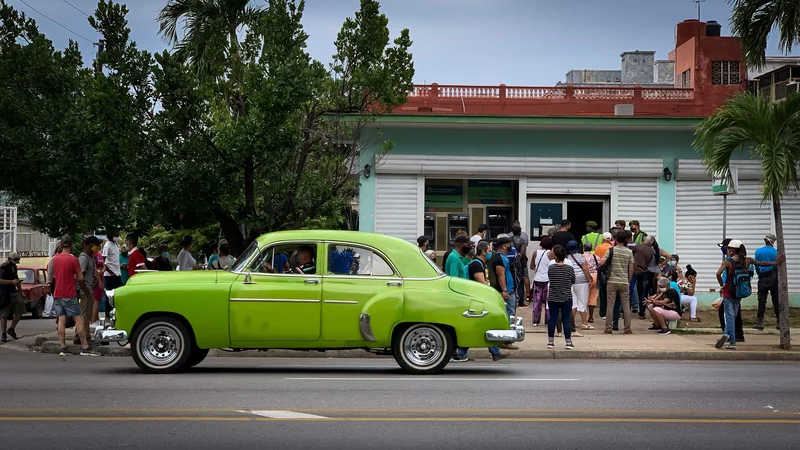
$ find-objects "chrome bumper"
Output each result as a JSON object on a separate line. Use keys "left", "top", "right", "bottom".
{"left": 486, "top": 316, "right": 525, "bottom": 342}
{"left": 94, "top": 327, "right": 128, "bottom": 342}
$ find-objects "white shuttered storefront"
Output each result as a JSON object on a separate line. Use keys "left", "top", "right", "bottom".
{"left": 374, "top": 175, "right": 421, "bottom": 243}
{"left": 616, "top": 180, "right": 659, "bottom": 238}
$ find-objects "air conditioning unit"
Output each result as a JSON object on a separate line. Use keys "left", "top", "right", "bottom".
{"left": 614, "top": 104, "right": 634, "bottom": 116}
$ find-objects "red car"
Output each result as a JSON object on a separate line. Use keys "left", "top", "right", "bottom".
{"left": 17, "top": 266, "right": 50, "bottom": 318}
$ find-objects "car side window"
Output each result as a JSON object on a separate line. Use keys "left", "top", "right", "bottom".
{"left": 327, "top": 244, "right": 394, "bottom": 277}
{"left": 251, "top": 243, "right": 318, "bottom": 275}
{"left": 39, "top": 270, "right": 47, "bottom": 284}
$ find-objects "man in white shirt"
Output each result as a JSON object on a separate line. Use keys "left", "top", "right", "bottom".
{"left": 102, "top": 230, "right": 123, "bottom": 296}
{"left": 471, "top": 224, "right": 488, "bottom": 246}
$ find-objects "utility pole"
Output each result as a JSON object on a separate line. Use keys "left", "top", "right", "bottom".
{"left": 94, "top": 39, "right": 105, "bottom": 76}
{"left": 694, "top": 0, "right": 705, "bottom": 20}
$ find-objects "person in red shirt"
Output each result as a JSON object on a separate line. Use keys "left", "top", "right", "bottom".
{"left": 47, "top": 235, "right": 98, "bottom": 356}
{"left": 125, "top": 233, "right": 147, "bottom": 278}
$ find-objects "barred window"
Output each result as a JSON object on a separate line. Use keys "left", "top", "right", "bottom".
{"left": 681, "top": 69, "right": 691, "bottom": 88}
{"left": 712, "top": 61, "right": 740, "bottom": 85}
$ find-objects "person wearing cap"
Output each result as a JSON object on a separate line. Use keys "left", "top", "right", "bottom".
{"left": 754, "top": 233, "right": 780, "bottom": 330}
{"left": 594, "top": 232, "right": 613, "bottom": 321}
{"left": 491, "top": 236, "right": 520, "bottom": 352}
{"left": 210, "top": 240, "right": 236, "bottom": 270}
{"left": 581, "top": 221, "right": 602, "bottom": 252}
{"left": 444, "top": 234, "right": 473, "bottom": 362}
{"left": 629, "top": 220, "right": 647, "bottom": 244}
{"left": 0, "top": 251, "right": 24, "bottom": 343}
{"left": 48, "top": 235, "right": 98, "bottom": 356}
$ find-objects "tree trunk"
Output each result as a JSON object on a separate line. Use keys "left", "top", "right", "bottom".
{"left": 214, "top": 208, "right": 245, "bottom": 256}
{"left": 773, "top": 197, "right": 791, "bottom": 350}
{"left": 244, "top": 156, "right": 255, "bottom": 217}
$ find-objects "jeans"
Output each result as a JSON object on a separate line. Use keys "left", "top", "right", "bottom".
{"left": 634, "top": 272, "right": 650, "bottom": 317}
{"left": 548, "top": 300, "right": 573, "bottom": 340}
{"left": 757, "top": 270, "right": 780, "bottom": 322}
{"left": 505, "top": 291, "right": 517, "bottom": 321}
{"left": 723, "top": 297, "right": 741, "bottom": 345}
{"left": 457, "top": 346, "right": 501, "bottom": 357}
{"left": 630, "top": 277, "right": 639, "bottom": 313}
{"left": 598, "top": 282, "right": 607, "bottom": 318}
{"left": 717, "top": 302, "right": 744, "bottom": 341}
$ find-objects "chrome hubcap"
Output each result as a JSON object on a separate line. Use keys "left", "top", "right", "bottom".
{"left": 139, "top": 324, "right": 183, "bottom": 367}
{"left": 403, "top": 326, "right": 444, "bottom": 367}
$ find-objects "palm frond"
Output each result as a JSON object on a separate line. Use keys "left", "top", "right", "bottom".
{"left": 729, "top": 0, "right": 800, "bottom": 69}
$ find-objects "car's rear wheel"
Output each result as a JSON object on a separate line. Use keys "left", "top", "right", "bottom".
{"left": 392, "top": 323, "right": 452, "bottom": 375}
{"left": 186, "top": 347, "right": 209, "bottom": 369}
{"left": 131, "top": 317, "right": 192, "bottom": 374}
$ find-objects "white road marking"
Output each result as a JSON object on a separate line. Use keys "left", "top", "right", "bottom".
{"left": 235, "top": 410, "right": 329, "bottom": 419}
{"left": 285, "top": 377, "right": 580, "bottom": 381}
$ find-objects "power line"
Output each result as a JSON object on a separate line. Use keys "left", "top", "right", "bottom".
{"left": 62, "top": 0, "right": 92, "bottom": 18}
{"left": 18, "top": 0, "right": 94, "bottom": 44}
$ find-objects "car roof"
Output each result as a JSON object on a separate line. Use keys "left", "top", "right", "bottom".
{"left": 17, "top": 266, "right": 44, "bottom": 270}
{"left": 255, "top": 230, "right": 441, "bottom": 279}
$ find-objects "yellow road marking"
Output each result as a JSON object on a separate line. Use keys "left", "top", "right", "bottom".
{"left": 0, "top": 417, "right": 798, "bottom": 424}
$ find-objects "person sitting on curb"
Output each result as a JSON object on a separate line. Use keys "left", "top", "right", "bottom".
{"left": 645, "top": 277, "right": 682, "bottom": 335}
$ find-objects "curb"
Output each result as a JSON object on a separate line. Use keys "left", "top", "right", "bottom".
{"left": 36, "top": 341, "right": 800, "bottom": 361}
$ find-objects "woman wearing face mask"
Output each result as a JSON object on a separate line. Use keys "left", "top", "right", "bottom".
{"left": 119, "top": 244, "right": 130, "bottom": 285}
{"left": 645, "top": 277, "right": 682, "bottom": 335}
{"left": 154, "top": 244, "right": 173, "bottom": 271}
{"left": 676, "top": 265, "right": 700, "bottom": 322}
{"left": 177, "top": 236, "right": 201, "bottom": 271}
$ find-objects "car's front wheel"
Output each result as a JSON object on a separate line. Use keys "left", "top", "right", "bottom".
{"left": 131, "top": 317, "right": 192, "bottom": 374}
{"left": 392, "top": 323, "right": 453, "bottom": 375}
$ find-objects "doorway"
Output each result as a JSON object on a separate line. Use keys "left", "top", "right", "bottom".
{"left": 528, "top": 197, "right": 609, "bottom": 243}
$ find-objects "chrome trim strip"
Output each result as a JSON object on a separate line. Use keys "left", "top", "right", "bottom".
{"left": 462, "top": 310, "right": 489, "bottom": 318}
{"left": 322, "top": 275, "right": 401, "bottom": 281}
{"left": 231, "top": 271, "right": 322, "bottom": 279}
{"left": 229, "top": 298, "right": 321, "bottom": 303}
{"left": 324, "top": 300, "right": 358, "bottom": 304}
{"left": 359, "top": 313, "right": 376, "bottom": 341}
{"left": 401, "top": 275, "right": 447, "bottom": 281}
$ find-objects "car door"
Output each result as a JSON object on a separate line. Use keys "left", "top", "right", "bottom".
{"left": 228, "top": 241, "right": 322, "bottom": 346}
{"left": 39, "top": 270, "right": 50, "bottom": 296}
{"left": 321, "top": 242, "right": 403, "bottom": 343}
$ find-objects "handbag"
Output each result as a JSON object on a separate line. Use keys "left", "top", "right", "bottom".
{"left": 597, "top": 248, "right": 613, "bottom": 285}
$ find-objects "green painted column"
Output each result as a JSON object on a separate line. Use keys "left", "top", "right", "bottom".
{"left": 358, "top": 148, "right": 376, "bottom": 232}
{"left": 658, "top": 157, "right": 676, "bottom": 252}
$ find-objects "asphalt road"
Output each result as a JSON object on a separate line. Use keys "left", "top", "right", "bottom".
{"left": 2, "top": 347, "right": 799, "bottom": 449}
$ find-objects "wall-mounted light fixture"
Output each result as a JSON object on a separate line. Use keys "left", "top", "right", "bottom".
{"left": 663, "top": 167, "right": 673, "bottom": 182}
{"left": 363, "top": 164, "right": 372, "bottom": 179}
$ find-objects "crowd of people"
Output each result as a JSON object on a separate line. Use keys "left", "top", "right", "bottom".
{"left": 418, "top": 218, "right": 787, "bottom": 356}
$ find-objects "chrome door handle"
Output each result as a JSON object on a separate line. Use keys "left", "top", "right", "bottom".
{"left": 462, "top": 309, "right": 489, "bottom": 318}
{"left": 304, "top": 279, "right": 320, "bottom": 285}
{"left": 386, "top": 281, "right": 403, "bottom": 286}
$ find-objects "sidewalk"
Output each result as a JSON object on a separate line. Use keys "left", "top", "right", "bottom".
{"left": 3, "top": 309, "right": 799, "bottom": 360}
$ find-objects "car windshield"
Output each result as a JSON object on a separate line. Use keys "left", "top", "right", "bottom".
{"left": 230, "top": 241, "right": 259, "bottom": 273}
{"left": 18, "top": 269, "right": 36, "bottom": 284}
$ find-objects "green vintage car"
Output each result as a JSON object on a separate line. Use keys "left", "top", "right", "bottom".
{"left": 96, "top": 230, "right": 524, "bottom": 374}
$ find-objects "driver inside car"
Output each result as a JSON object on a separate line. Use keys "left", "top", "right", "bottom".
{"left": 294, "top": 246, "right": 316, "bottom": 274}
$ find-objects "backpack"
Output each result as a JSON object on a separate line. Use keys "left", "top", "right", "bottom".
{"left": 510, "top": 234, "right": 527, "bottom": 279}
{"left": 730, "top": 260, "right": 753, "bottom": 299}
{"left": 597, "top": 247, "right": 613, "bottom": 285}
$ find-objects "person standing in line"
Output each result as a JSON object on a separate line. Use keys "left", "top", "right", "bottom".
{"left": 594, "top": 232, "right": 613, "bottom": 320}
{"left": 77, "top": 236, "right": 101, "bottom": 345}
{"left": 566, "top": 241, "right": 593, "bottom": 333}
{"left": 491, "top": 237, "right": 518, "bottom": 324}
{"left": 119, "top": 243, "right": 130, "bottom": 285}
{"left": 630, "top": 220, "right": 648, "bottom": 244}
{"left": 754, "top": 233, "right": 780, "bottom": 330}
{"left": 48, "top": 235, "right": 99, "bottom": 356}
{"left": 460, "top": 240, "right": 509, "bottom": 362}
{"left": 177, "top": 235, "right": 200, "bottom": 271}
{"left": 529, "top": 236, "right": 554, "bottom": 327}
{"left": 445, "top": 234, "right": 472, "bottom": 362}
{"left": 547, "top": 245, "right": 576, "bottom": 350}
{"left": 471, "top": 224, "right": 488, "bottom": 246}
{"left": 101, "top": 231, "right": 122, "bottom": 314}
{"left": 632, "top": 236, "right": 656, "bottom": 320}
{"left": 601, "top": 230, "right": 634, "bottom": 335}
{"left": 153, "top": 244, "right": 173, "bottom": 271}
{"left": 581, "top": 221, "right": 602, "bottom": 252}
{"left": 583, "top": 242, "right": 600, "bottom": 323}
{"left": 442, "top": 230, "right": 468, "bottom": 272}
{"left": 92, "top": 249, "right": 105, "bottom": 324}
{"left": 508, "top": 221, "right": 529, "bottom": 308}
{"left": 125, "top": 234, "right": 148, "bottom": 278}
{"left": 0, "top": 252, "right": 24, "bottom": 343}
{"left": 424, "top": 249, "right": 437, "bottom": 261}
{"left": 210, "top": 240, "right": 236, "bottom": 270}
{"left": 552, "top": 220, "right": 575, "bottom": 250}
{"left": 417, "top": 236, "right": 430, "bottom": 252}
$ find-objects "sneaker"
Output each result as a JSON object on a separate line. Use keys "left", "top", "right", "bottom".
{"left": 600, "top": 317, "right": 606, "bottom": 320}
{"left": 565, "top": 341, "right": 575, "bottom": 350}
{"left": 0, "top": 333, "right": 6, "bottom": 343}
{"left": 449, "top": 355, "right": 470, "bottom": 363}
{"left": 532, "top": 323, "right": 539, "bottom": 327}
{"left": 492, "top": 353, "right": 509, "bottom": 362}
{"left": 547, "top": 341, "right": 555, "bottom": 349}
{"left": 80, "top": 348, "right": 101, "bottom": 357}
{"left": 726, "top": 344, "right": 737, "bottom": 350}
{"left": 715, "top": 335, "right": 729, "bottom": 349}
{"left": 59, "top": 347, "right": 69, "bottom": 356}
{"left": 657, "top": 329, "right": 671, "bottom": 335}
{"left": 7, "top": 328, "right": 17, "bottom": 340}
{"left": 500, "top": 343, "right": 519, "bottom": 350}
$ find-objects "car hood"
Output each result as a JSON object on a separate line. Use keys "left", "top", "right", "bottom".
{"left": 123, "top": 270, "right": 220, "bottom": 286}
{"left": 448, "top": 277, "right": 505, "bottom": 308}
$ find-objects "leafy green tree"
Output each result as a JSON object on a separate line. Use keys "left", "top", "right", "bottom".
{"left": 693, "top": 92, "right": 800, "bottom": 350}
{"left": 729, "top": 0, "right": 800, "bottom": 68}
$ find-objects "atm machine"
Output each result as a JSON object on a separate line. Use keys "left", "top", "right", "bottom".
{"left": 447, "top": 213, "right": 469, "bottom": 246}
{"left": 486, "top": 206, "right": 512, "bottom": 241}
{"left": 423, "top": 213, "right": 436, "bottom": 250}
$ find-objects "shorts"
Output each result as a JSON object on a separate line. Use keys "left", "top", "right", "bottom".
{"left": 653, "top": 307, "right": 681, "bottom": 321}
{"left": 53, "top": 297, "right": 81, "bottom": 318}
{"left": 0, "top": 291, "right": 25, "bottom": 319}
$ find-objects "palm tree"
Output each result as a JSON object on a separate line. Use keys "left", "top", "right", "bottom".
{"left": 693, "top": 92, "right": 800, "bottom": 350}
{"left": 729, "top": 0, "right": 800, "bottom": 69}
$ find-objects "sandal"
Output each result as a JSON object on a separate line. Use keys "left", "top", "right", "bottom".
{"left": 582, "top": 325, "right": 595, "bottom": 330}
{"left": 572, "top": 332, "right": 584, "bottom": 338}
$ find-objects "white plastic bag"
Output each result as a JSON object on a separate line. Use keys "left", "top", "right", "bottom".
{"left": 711, "top": 297, "right": 722, "bottom": 309}
{"left": 44, "top": 294, "right": 54, "bottom": 317}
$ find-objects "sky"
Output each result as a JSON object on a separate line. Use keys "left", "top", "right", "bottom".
{"left": 9, "top": 0, "right": 797, "bottom": 86}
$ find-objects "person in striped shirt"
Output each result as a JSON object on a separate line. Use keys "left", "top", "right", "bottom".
{"left": 547, "top": 245, "right": 576, "bottom": 350}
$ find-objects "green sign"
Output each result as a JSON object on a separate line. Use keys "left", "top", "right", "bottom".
{"left": 468, "top": 180, "right": 512, "bottom": 204}
{"left": 425, "top": 185, "right": 463, "bottom": 211}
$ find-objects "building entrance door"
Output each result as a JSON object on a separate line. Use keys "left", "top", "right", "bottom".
{"left": 528, "top": 197, "right": 608, "bottom": 244}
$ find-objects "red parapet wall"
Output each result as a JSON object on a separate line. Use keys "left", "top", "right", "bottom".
{"left": 394, "top": 83, "right": 739, "bottom": 117}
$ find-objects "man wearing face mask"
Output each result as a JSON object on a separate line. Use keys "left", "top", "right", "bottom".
{"left": 153, "top": 244, "right": 173, "bottom": 271}
{"left": 508, "top": 220, "right": 529, "bottom": 308}
{"left": 119, "top": 244, "right": 130, "bottom": 285}
{"left": 101, "top": 230, "right": 123, "bottom": 316}
{"left": 629, "top": 220, "right": 647, "bottom": 245}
